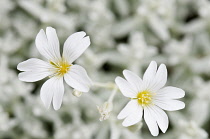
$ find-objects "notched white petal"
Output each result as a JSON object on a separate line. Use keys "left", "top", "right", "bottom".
{"left": 46, "top": 27, "right": 61, "bottom": 61}
{"left": 143, "top": 61, "right": 157, "bottom": 89}
{"left": 115, "top": 77, "right": 137, "bottom": 98}
{"left": 64, "top": 65, "right": 92, "bottom": 92}
{"left": 122, "top": 106, "right": 143, "bottom": 127}
{"left": 154, "top": 100, "right": 185, "bottom": 111}
{"left": 144, "top": 107, "right": 159, "bottom": 136}
{"left": 40, "top": 77, "right": 64, "bottom": 110}
{"left": 52, "top": 78, "right": 64, "bottom": 110}
{"left": 149, "top": 106, "right": 169, "bottom": 133}
{"left": 35, "top": 29, "right": 52, "bottom": 60}
{"left": 17, "top": 58, "right": 51, "bottom": 71}
{"left": 150, "top": 64, "right": 167, "bottom": 91}
{"left": 63, "top": 31, "right": 90, "bottom": 63}
{"left": 156, "top": 86, "right": 185, "bottom": 99}
{"left": 117, "top": 100, "right": 138, "bottom": 119}
{"left": 18, "top": 71, "right": 50, "bottom": 82}
{"left": 40, "top": 78, "right": 54, "bottom": 109}
{"left": 35, "top": 27, "right": 61, "bottom": 62}
{"left": 123, "top": 70, "right": 143, "bottom": 92}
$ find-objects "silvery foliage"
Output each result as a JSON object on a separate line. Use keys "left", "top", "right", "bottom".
{"left": 0, "top": 0, "right": 209, "bottom": 138}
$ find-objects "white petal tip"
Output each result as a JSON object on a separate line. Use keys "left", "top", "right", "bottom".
{"left": 162, "top": 130, "right": 167, "bottom": 133}
{"left": 122, "top": 69, "right": 128, "bottom": 72}
{"left": 151, "top": 133, "right": 159, "bottom": 137}
{"left": 53, "top": 107, "right": 60, "bottom": 111}
{"left": 161, "top": 125, "right": 168, "bottom": 133}
{"left": 115, "top": 77, "right": 121, "bottom": 83}
{"left": 18, "top": 73, "right": 25, "bottom": 82}
{"left": 17, "top": 63, "right": 21, "bottom": 71}
{"left": 181, "top": 103, "right": 185, "bottom": 109}
{"left": 39, "top": 29, "right": 44, "bottom": 32}
{"left": 176, "top": 101, "right": 185, "bottom": 110}
{"left": 46, "top": 26, "right": 54, "bottom": 30}
{"left": 117, "top": 114, "right": 124, "bottom": 120}
{"left": 122, "top": 69, "right": 130, "bottom": 76}
{"left": 122, "top": 122, "right": 130, "bottom": 127}
{"left": 115, "top": 77, "right": 121, "bottom": 86}
{"left": 160, "top": 63, "right": 166, "bottom": 67}
{"left": 82, "top": 88, "right": 90, "bottom": 93}
{"left": 175, "top": 101, "right": 185, "bottom": 110}
{"left": 84, "top": 36, "right": 91, "bottom": 45}
{"left": 78, "top": 31, "right": 86, "bottom": 35}
{"left": 80, "top": 84, "right": 91, "bottom": 93}
{"left": 37, "top": 29, "right": 44, "bottom": 35}
{"left": 122, "top": 119, "right": 137, "bottom": 127}
{"left": 74, "top": 86, "right": 90, "bottom": 93}
{"left": 150, "top": 61, "right": 157, "bottom": 65}
{"left": 182, "top": 90, "right": 186, "bottom": 98}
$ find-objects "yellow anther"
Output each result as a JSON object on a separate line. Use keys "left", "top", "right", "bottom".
{"left": 50, "top": 60, "right": 71, "bottom": 77}
{"left": 136, "top": 90, "right": 152, "bottom": 106}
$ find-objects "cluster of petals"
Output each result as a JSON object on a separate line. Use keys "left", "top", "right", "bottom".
{"left": 115, "top": 61, "right": 185, "bottom": 136}
{"left": 17, "top": 27, "right": 186, "bottom": 137}
{"left": 17, "top": 27, "right": 92, "bottom": 110}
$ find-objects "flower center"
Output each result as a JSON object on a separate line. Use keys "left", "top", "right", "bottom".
{"left": 136, "top": 90, "right": 152, "bottom": 106}
{"left": 50, "top": 60, "right": 71, "bottom": 76}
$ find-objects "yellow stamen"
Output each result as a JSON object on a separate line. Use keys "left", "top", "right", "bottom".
{"left": 50, "top": 60, "right": 71, "bottom": 77}
{"left": 136, "top": 90, "right": 153, "bottom": 107}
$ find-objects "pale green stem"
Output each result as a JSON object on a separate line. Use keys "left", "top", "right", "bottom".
{"left": 93, "top": 82, "right": 116, "bottom": 89}
{"left": 108, "top": 86, "right": 118, "bottom": 103}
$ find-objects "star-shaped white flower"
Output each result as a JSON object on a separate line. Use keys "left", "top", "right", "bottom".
{"left": 17, "top": 27, "right": 92, "bottom": 110}
{"left": 115, "top": 61, "right": 185, "bottom": 136}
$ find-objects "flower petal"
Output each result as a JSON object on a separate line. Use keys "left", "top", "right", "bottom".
{"left": 17, "top": 58, "right": 51, "bottom": 71}
{"left": 18, "top": 71, "right": 51, "bottom": 82}
{"left": 144, "top": 106, "right": 159, "bottom": 136}
{"left": 143, "top": 61, "right": 157, "bottom": 89}
{"left": 117, "top": 100, "right": 139, "bottom": 119}
{"left": 149, "top": 105, "right": 169, "bottom": 133}
{"left": 154, "top": 99, "right": 185, "bottom": 111}
{"left": 35, "top": 27, "right": 61, "bottom": 62}
{"left": 52, "top": 78, "right": 64, "bottom": 110}
{"left": 122, "top": 105, "right": 143, "bottom": 127}
{"left": 40, "top": 77, "right": 64, "bottom": 110}
{"left": 149, "top": 64, "right": 167, "bottom": 91}
{"left": 63, "top": 31, "right": 90, "bottom": 63}
{"left": 64, "top": 65, "right": 92, "bottom": 92}
{"left": 17, "top": 58, "right": 52, "bottom": 82}
{"left": 156, "top": 86, "right": 185, "bottom": 99}
{"left": 115, "top": 77, "right": 137, "bottom": 98}
{"left": 123, "top": 70, "right": 143, "bottom": 92}
{"left": 46, "top": 27, "right": 61, "bottom": 61}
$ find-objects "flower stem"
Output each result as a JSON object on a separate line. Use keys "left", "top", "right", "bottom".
{"left": 108, "top": 86, "right": 118, "bottom": 103}
{"left": 93, "top": 82, "right": 116, "bottom": 89}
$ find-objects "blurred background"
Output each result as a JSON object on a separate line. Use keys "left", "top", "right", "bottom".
{"left": 0, "top": 0, "right": 210, "bottom": 138}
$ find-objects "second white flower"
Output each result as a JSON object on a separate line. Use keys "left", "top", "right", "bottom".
{"left": 115, "top": 61, "right": 185, "bottom": 136}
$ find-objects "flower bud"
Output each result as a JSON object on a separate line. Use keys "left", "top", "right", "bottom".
{"left": 72, "top": 90, "right": 83, "bottom": 97}
{"left": 97, "top": 101, "right": 113, "bottom": 121}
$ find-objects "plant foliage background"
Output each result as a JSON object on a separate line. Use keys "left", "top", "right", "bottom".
{"left": 0, "top": 0, "right": 210, "bottom": 138}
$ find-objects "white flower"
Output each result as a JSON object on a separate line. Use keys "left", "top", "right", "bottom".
{"left": 17, "top": 27, "right": 92, "bottom": 110}
{"left": 115, "top": 61, "right": 185, "bottom": 136}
